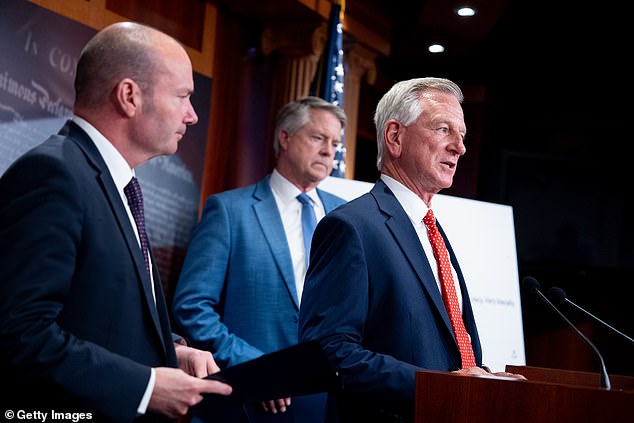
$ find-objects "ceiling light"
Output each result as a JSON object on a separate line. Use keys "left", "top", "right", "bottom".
{"left": 456, "top": 7, "right": 476, "bottom": 17}
{"left": 428, "top": 44, "right": 445, "bottom": 53}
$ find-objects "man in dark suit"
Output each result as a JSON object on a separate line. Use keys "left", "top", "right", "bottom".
{"left": 299, "top": 77, "right": 524, "bottom": 422}
{"left": 172, "top": 96, "right": 347, "bottom": 422}
{"left": 0, "top": 22, "right": 231, "bottom": 422}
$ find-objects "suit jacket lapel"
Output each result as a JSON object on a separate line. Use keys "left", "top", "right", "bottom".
{"left": 65, "top": 121, "right": 167, "bottom": 353}
{"left": 150, "top": 249, "right": 177, "bottom": 364}
{"left": 371, "top": 179, "right": 455, "bottom": 336}
{"left": 252, "top": 178, "right": 299, "bottom": 309}
{"left": 317, "top": 189, "right": 342, "bottom": 213}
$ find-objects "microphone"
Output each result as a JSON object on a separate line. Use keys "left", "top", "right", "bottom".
{"left": 522, "top": 276, "right": 611, "bottom": 390}
{"left": 549, "top": 287, "right": 634, "bottom": 346}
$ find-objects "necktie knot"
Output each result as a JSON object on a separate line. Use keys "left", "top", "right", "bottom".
{"left": 423, "top": 209, "right": 436, "bottom": 228}
{"left": 124, "top": 177, "right": 144, "bottom": 214}
{"left": 297, "top": 192, "right": 312, "bottom": 207}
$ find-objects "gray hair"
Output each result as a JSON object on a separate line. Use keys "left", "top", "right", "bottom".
{"left": 74, "top": 22, "right": 168, "bottom": 109}
{"left": 273, "top": 96, "right": 347, "bottom": 157}
{"left": 373, "top": 77, "right": 463, "bottom": 170}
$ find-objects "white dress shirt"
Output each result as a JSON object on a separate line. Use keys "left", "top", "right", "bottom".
{"left": 270, "top": 169, "right": 326, "bottom": 303}
{"left": 381, "top": 174, "right": 463, "bottom": 309}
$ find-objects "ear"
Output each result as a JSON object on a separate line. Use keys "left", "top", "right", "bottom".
{"left": 278, "top": 129, "right": 291, "bottom": 152}
{"left": 113, "top": 78, "right": 140, "bottom": 118}
{"left": 384, "top": 120, "right": 403, "bottom": 158}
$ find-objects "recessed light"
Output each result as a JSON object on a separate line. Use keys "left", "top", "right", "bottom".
{"left": 456, "top": 7, "right": 476, "bottom": 17}
{"left": 428, "top": 44, "right": 445, "bottom": 53}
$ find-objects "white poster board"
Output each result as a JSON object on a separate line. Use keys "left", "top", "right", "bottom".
{"left": 319, "top": 176, "right": 526, "bottom": 372}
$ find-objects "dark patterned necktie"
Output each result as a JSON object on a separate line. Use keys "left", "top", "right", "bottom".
{"left": 124, "top": 176, "right": 151, "bottom": 280}
{"left": 423, "top": 209, "right": 476, "bottom": 368}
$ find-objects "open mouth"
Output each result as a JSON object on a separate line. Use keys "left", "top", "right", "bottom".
{"left": 441, "top": 161, "right": 456, "bottom": 169}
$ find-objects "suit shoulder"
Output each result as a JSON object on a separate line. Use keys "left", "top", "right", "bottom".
{"left": 2, "top": 135, "right": 83, "bottom": 182}
{"left": 317, "top": 189, "right": 346, "bottom": 207}
{"left": 202, "top": 180, "right": 265, "bottom": 210}
{"left": 325, "top": 192, "right": 376, "bottom": 221}
{"left": 214, "top": 183, "right": 258, "bottom": 198}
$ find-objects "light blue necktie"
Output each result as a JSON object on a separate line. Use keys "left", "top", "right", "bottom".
{"left": 297, "top": 192, "right": 317, "bottom": 267}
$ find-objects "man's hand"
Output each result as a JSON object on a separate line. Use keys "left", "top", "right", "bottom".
{"left": 148, "top": 367, "right": 232, "bottom": 419}
{"left": 147, "top": 344, "right": 231, "bottom": 418}
{"left": 453, "top": 366, "right": 527, "bottom": 380}
{"left": 174, "top": 343, "right": 221, "bottom": 377}
{"left": 261, "top": 397, "right": 291, "bottom": 414}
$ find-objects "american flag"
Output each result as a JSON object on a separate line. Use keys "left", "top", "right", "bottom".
{"left": 310, "top": 0, "right": 346, "bottom": 178}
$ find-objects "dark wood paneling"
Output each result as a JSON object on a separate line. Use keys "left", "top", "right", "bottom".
{"left": 107, "top": 0, "right": 205, "bottom": 50}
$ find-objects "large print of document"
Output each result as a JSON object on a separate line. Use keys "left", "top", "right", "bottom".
{"left": 0, "top": 0, "right": 211, "bottom": 297}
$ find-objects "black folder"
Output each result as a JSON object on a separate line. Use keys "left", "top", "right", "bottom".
{"left": 192, "top": 341, "right": 340, "bottom": 416}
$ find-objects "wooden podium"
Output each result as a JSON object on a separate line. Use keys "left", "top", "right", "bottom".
{"left": 414, "top": 365, "right": 634, "bottom": 422}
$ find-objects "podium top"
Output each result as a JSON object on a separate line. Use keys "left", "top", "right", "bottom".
{"left": 415, "top": 368, "right": 634, "bottom": 423}
{"left": 505, "top": 365, "right": 634, "bottom": 391}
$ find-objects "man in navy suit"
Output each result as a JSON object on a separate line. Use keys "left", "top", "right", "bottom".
{"left": 172, "top": 96, "right": 347, "bottom": 422}
{"left": 299, "top": 78, "right": 524, "bottom": 422}
{"left": 0, "top": 22, "right": 231, "bottom": 422}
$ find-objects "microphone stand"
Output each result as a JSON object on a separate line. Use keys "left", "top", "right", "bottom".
{"left": 523, "top": 277, "right": 611, "bottom": 390}
{"left": 549, "top": 287, "right": 634, "bottom": 346}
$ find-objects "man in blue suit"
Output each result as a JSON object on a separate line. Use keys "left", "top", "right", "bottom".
{"left": 299, "top": 78, "right": 524, "bottom": 422}
{"left": 172, "top": 96, "right": 347, "bottom": 421}
{"left": 0, "top": 22, "right": 232, "bottom": 422}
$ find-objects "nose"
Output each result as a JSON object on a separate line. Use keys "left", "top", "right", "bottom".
{"left": 322, "top": 142, "right": 336, "bottom": 157}
{"left": 185, "top": 100, "right": 198, "bottom": 125}
{"left": 450, "top": 134, "right": 466, "bottom": 156}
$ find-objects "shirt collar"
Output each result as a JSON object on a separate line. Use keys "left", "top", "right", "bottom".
{"left": 72, "top": 115, "right": 134, "bottom": 190}
{"left": 380, "top": 174, "right": 430, "bottom": 224}
{"left": 270, "top": 169, "right": 319, "bottom": 206}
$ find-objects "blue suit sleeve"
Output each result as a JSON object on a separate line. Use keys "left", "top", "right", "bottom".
{"left": 172, "top": 195, "right": 263, "bottom": 367}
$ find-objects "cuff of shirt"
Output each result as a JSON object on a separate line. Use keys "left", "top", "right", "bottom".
{"left": 137, "top": 368, "right": 156, "bottom": 415}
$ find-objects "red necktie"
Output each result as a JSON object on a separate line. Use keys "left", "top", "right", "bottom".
{"left": 423, "top": 209, "right": 476, "bottom": 368}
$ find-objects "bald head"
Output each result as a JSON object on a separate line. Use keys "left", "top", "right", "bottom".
{"left": 74, "top": 22, "right": 185, "bottom": 111}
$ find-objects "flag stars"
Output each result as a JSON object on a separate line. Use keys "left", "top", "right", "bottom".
{"left": 335, "top": 63, "right": 344, "bottom": 77}
{"left": 309, "top": 0, "right": 345, "bottom": 178}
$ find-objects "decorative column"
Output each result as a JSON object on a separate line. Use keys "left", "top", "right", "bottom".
{"left": 342, "top": 43, "right": 377, "bottom": 179}
{"left": 261, "top": 22, "right": 379, "bottom": 181}
{"left": 261, "top": 22, "right": 327, "bottom": 117}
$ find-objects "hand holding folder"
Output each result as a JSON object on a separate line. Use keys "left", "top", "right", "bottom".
{"left": 192, "top": 341, "right": 340, "bottom": 417}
